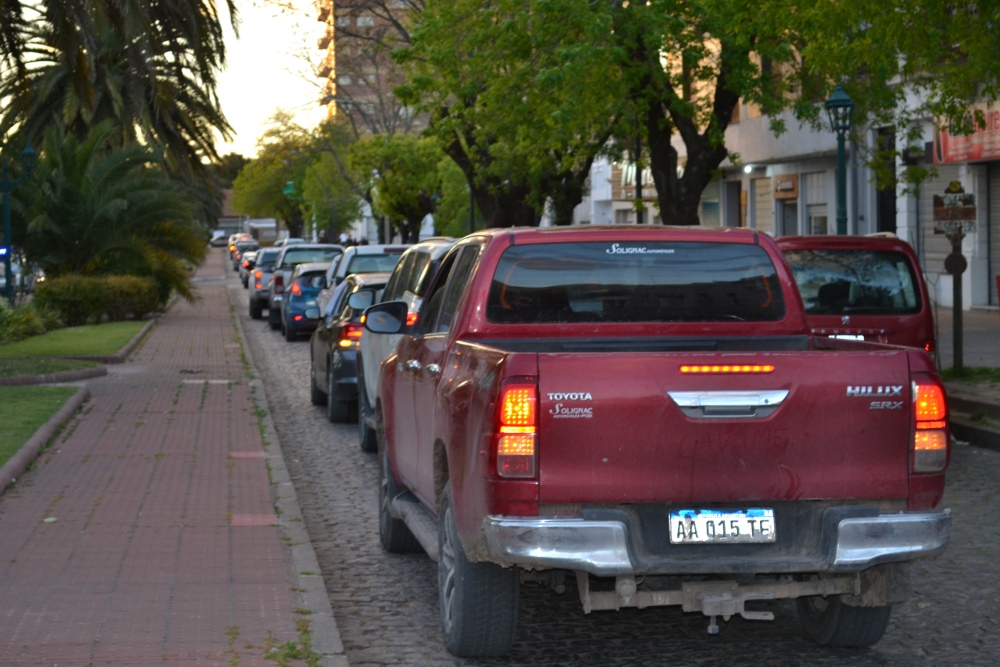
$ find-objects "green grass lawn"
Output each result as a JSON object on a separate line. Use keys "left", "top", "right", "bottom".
{"left": 0, "top": 386, "right": 78, "bottom": 466}
{"left": 0, "top": 321, "right": 146, "bottom": 358}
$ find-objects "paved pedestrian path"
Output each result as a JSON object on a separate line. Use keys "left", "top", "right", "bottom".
{"left": 0, "top": 253, "right": 344, "bottom": 666}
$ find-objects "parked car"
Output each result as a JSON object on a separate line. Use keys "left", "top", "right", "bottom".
{"left": 228, "top": 232, "right": 250, "bottom": 257}
{"left": 323, "top": 243, "right": 410, "bottom": 289}
{"left": 278, "top": 262, "right": 329, "bottom": 342}
{"left": 776, "top": 234, "right": 936, "bottom": 355}
{"left": 273, "top": 237, "right": 306, "bottom": 248}
{"left": 231, "top": 239, "right": 259, "bottom": 271}
{"left": 365, "top": 225, "right": 950, "bottom": 657}
{"left": 356, "top": 237, "right": 455, "bottom": 451}
{"left": 249, "top": 247, "right": 281, "bottom": 320}
{"left": 209, "top": 229, "right": 229, "bottom": 247}
{"left": 268, "top": 244, "right": 343, "bottom": 330}
{"left": 309, "top": 272, "right": 391, "bottom": 423}
{"left": 239, "top": 250, "right": 258, "bottom": 288}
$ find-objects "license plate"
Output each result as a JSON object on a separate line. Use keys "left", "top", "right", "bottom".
{"left": 669, "top": 508, "right": 776, "bottom": 544}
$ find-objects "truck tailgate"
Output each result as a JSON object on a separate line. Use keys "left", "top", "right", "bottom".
{"left": 536, "top": 349, "right": 913, "bottom": 505}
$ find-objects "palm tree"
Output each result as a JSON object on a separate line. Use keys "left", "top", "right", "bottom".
{"left": 19, "top": 122, "right": 208, "bottom": 301}
{"left": 1, "top": 6, "right": 234, "bottom": 183}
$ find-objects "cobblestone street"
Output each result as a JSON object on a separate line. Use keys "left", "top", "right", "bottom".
{"left": 230, "top": 271, "right": 1000, "bottom": 666}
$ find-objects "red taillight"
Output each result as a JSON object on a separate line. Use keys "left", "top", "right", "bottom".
{"left": 497, "top": 383, "right": 537, "bottom": 478}
{"left": 925, "top": 339, "right": 936, "bottom": 353}
{"left": 273, "top": 274, "right": 284, "bottom": 293}
{"left": 913, "top": 380, "right": 948, "bottom": 473}
{"left": 338, "top": 322, "right": 364, "bottom": 348}
{"left": 406, "top": 311, "right": 418, "bottom": 326}
{"left": 242, "top": 259, "right": 252, "bottom": 269}
{"left": 290, "top": 281, "right": 302, "bottom": 296}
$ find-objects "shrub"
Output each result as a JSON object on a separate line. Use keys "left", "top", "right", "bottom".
{"left": 0, "top": 302, "right": 48, "bottom": 343}
{"left": 34, "top": 274, "right": 108, "bottom": 326}
{"left": 104, "top": 276, "right": 159, "bottom": 321}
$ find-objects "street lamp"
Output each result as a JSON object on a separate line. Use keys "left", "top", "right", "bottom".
{"left": 825, "top": 85, "right": 855, "bottom": 235}
{"left": 1, "top": 144, "right": 38, "bottom": 305}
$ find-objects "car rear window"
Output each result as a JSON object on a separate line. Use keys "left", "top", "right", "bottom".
{"left": 343, "top": 254, "right": 403, "bottom": 275}
{"left": 296, "top": 271, "right": 328, "bottom": 290}
{"left": 486, "top": 241, "right": 786, "bottom": 324}
{"left": 782, "top": 249, "right": 921, "bottom": 315}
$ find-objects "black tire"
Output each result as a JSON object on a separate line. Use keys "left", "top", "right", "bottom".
{"left": 357, "top": 361, "right": 378, "bottom": 453}
{"left": 310, "top": 355, "right": 327, "bottom": 406}
{"left": 377, "top": 439, "right": 421, "bottom": 553}
{"left": 249, "top": 300, "right": 263, "bottom": 320}
{"left": 284, "top": 322, "right": 297, "bottom": 342}
{"left": 438, "top": 483, "right": 518, "bottom": 657}
{"left": 268, "top": 308, "right": 281, "bottom": 330}
{"left": 796, "top": 595, "right": 892, "bottom": 647}
{"left": 326, "top": 364, "right": 351, "bottom": 423}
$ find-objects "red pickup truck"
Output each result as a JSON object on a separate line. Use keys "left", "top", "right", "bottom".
{"left": 364, "top": 226, "right": 952, "bottom": 658}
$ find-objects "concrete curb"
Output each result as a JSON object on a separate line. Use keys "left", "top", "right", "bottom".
{"left": 0, "top": 365, "right": 107, "bottom": 386}
{"left": 230, "top": 285, "right": 349, "bottom": 667}
{"left": 0, "top": 385, "right": 90, "bottom": 493}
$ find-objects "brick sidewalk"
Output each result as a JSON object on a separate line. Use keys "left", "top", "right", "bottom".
{"left": 0, "top": 253, "right": 341, "bottom": 666}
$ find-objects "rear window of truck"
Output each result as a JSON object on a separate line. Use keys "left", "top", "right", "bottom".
{"left": 782, "top": 249, "right": 921, "bottom": 315}
{"left": 486, "top": 241, "right": 786, "bottom": 324}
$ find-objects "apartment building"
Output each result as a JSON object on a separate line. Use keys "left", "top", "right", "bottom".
{"left": 315, "top": 0, "right": 423, "bottom": 137}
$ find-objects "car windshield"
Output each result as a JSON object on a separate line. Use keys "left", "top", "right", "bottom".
{"left": 486, "top": 241, "right": 786, "bottom": 324}
{"left": 282, "top": 247, "right": 342, "bottom": 267}
{"left": 782, "top": 249, "right": 921, "bottom": 315}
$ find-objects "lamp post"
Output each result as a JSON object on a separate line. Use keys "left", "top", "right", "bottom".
{"left": 825, "top": 85, "right": 855, "bottom": 235}
{"left": 1, "top": 144, "right": 37, "bottom": 306}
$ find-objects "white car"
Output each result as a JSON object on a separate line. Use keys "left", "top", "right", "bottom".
{"left": 355, "top": 237, "right": 455, "bottom": 451}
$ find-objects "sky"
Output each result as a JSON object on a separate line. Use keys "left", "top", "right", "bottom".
{"left": 215, "top": 1, "right": 328, "bottom": 158}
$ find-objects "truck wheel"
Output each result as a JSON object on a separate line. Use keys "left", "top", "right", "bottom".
{"left": 377, "top": 443, "right": 421, "bottom": 553}
{"left": 438, "top": 483, "right": 518, "bottom": 657}
{"left": 357, "top": 365, "right": 377, "bottom": 453}
{"left": 309, "top": 356, "right": 327, "bottom": 406}
{"left": 249, "top": 300, "right": 262, "bottom": 320}
{"left": 326, "top": 365, "right": 351, "bottom": 423}
{"left": 796, "top": 595, "right": 892, "bottom": 647}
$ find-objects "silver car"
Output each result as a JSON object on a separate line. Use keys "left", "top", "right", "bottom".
{"left": 248, "top": 247, "right": 281, "bottom": 320}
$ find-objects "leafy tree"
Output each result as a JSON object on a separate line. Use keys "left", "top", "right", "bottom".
{"left": 17, "top": 123, "right": 207, "bottom": 301}
{"left": 231, "top": 113, "right": 361, "bottom": 239}
{"left": 349, "top": 135, "right": 446, "bottom": 242}
{"left": 214, "top": 154, "right": 251, "bottom": 189}
{"left": 398, "top": 0, "right": 625, "bottom": 226}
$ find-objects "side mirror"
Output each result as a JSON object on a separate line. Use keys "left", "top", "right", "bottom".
{"left": 363, "top": 301, "right": 408, "bottom": 334}
{"left": 304, "top": 307, "right": 320, "bottom": 320}
{"left": 348, "top": 289, "right": 375, "bottom": 310}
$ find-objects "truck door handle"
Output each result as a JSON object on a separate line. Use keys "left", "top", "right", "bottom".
{"left": 667, "top": 390, "right": 789, "bottom": 418}
{"left": 406, "top": 359, "right": 421, "bottom": 372}
{"left": 426, "top": 364, "right": 441, "bottom": 377}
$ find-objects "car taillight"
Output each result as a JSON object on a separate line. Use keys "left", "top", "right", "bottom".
{"left": 290, "top": 281, "right": 302, "bottom": 296}
{"left": 925, "top": 339, "right": 936, "bottom": 353}
{"left": 497, "top": 382, "right": 537, "bottom": 478}
{"left": 913, "top": 379, "right": 948, "bottom": 473}
{"left": 406, "top": 311, "right": 418, "bottom": 326}
{"left": 338, "top": 322, "right": 364, "bottom": 348}
{"left": 273, "top": 274, "right": 284, "bottom": 293}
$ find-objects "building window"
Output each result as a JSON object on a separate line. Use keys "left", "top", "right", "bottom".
{"left": 336, "top": 16, "right": 351, "bottom": 27}
{"left": 357, "top": 15, "right": 375, "bottom": 27}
